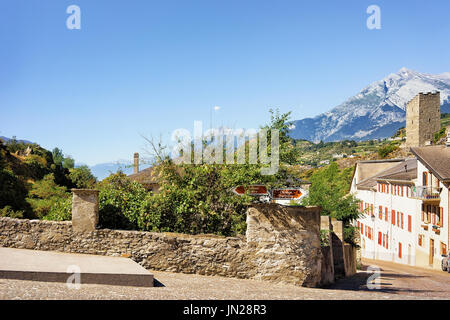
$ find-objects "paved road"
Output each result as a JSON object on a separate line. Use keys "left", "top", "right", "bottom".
{"left": 329, "top": 258, "right": 450, "bottom": 299}
{"left": 1, "top": 258, "right": 449, "bottom": 300}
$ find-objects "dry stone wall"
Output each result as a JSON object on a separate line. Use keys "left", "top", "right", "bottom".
{"left": 0, "top": 204, "right": 323, "bottom": 287}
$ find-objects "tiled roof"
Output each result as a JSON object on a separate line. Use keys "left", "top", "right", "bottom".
{"left": 411, "top": 145, "right": 450, "bottom": 182}
{"left": 356, "top": 158, "right": 417, "bottom": 190}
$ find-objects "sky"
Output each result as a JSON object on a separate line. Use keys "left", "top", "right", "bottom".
{"left": 1, "top": 0, "right": 450, "bottom": 165}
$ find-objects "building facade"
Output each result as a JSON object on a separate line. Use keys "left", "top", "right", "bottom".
{"left": 351, "top": 146, "right": 450, "bottom": 270}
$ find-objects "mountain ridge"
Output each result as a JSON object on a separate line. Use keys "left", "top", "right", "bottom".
{"left": 289, "top": 68, "right": 450, "bottom": 142}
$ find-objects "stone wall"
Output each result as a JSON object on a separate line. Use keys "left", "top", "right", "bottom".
{"left": 0, "top": 204, "right": 323, "bottom": 287}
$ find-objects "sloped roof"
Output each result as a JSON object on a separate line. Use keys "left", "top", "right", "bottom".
{"left": 356, "top": 158, "right": 417, "bottom": 190}
{"left": 411, "top": 145, "right": 450, "bottom": 182}
{"left": 128, "top": 166, "right": 160, "bottom": 185}
{"left": 376, "top": 158, "right": 417, "bottom": 182}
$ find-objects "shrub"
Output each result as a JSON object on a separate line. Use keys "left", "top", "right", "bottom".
{"left": 0, "top": 206, "right": 24, "bottom": 219}
{"left": 69, "top": 166, "right": 97, "bottom": 189}
{"left": 26, "top": 173, "right": 70, "bottom": 219}
{"left": 43, "top": 197, "right": 72, "bottom": 221}
{"left": 378, "top": 144, "right": 398, "bottom": 158}
{"left": 98, "top": 172, "right": 148, "bottom": 230}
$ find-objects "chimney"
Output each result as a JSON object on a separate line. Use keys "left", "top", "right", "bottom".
{"left": 133, "top": 153, "right": 139, "bottom": 174}
{"left": 446, "top": 133, "right": 450, "bottom": 147}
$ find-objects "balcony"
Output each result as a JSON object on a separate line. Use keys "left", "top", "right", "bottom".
{"left": 410, "top": 186, "right": 441, "bottom": 201}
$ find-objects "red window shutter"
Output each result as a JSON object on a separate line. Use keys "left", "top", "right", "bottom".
{"left": 408, "top": 215, "right": 412, "bottom": 232}
{"left": 385, "top": 207, "right": 388, "bottom": 221}
{"left": 440, "top": 207, "right": 444, "bottom": 227}
{"left": 392, "top": 210, "right": 396, "bottom": 225}
{"left": 378, "top": 232, "right": 382, "bottom": 245}
{"left": 361, "top": 223, "right": 364, "bottom": 235}
{"left": 401, "top": 213, "right": 404, "bottom": 229}
{"left": 399, "top": 242, "right": 402, "bottom": 258}
{"left": 386, "top": 235, "right": 388, "bottom": 249}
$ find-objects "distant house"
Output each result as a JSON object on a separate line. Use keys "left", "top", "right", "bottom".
{"left": 128, "top": 153, "right": 160, "bottom": 192}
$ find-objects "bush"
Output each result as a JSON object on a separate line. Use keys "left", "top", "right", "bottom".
{"left": 434, "top": 127, "right": 447, "bottom": 143}
{"left": 98, "top": 172, "right": 148, "bottom": 230}
{"left": 43, "top": 197, "right": 72, "bottom": 221}
{"left": 378, "top": 144, "right": 398, "bottom": 158}
{"left": 0, "top": 206, "right": 24, "bottom": 219}
{"left": 69, "top": 166, "right": 97, "bottom": 189}
{"left": 26, "top": 174, "right": 70, "bottom": 219}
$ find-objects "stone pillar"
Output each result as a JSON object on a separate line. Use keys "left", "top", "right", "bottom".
{"left": 331, "top": 218, "right": 346, "bottom": 278}
{"left": 72, "top": 189, "right": 99, "bottom": 232}
{"left": 320, "top": 216, "right": 334, "bottom": 285}
{"left": 245, "top": 204, "right": 322, "bottom": 287}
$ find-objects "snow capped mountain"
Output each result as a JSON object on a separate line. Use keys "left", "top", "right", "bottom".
{"left": 289, "top": 68, "right": 450, "bottom": 142}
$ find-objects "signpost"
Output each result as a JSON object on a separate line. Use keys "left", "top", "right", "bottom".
{"left": 232, "top": 185, "right": 269, "bottom": 196}
{"left": 271, "top": 188, "right": 303, "bottom": 200}
{"left": 232, "top": 185, "right": 307, "bottom": 202}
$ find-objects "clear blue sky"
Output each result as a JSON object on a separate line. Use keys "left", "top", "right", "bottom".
{"left": 2, "top": 0, "right": 450, "bottom": 165}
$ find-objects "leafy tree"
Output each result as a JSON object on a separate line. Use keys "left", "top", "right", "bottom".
{"left": 52, "top": 148, "right": 64, "bottom": 165}
{"left": 97, "top": 172, "right": 148, "bottom": 230}
{"left": 302, "top": 162, "right": 361, "bottom": 245}
{"left": 26, "top": 173, "right": 70, "bottom": 219}
{"left": 63, "top": 156, "right": 75, "bottom": 169}
{"left": 69, "top": 165, "right": 97, "bottom": 189}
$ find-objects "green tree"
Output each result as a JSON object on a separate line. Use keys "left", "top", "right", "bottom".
{"left": 302, "top": 162, "right": 361, "bottom": 245}
{"left": 63, "top": 156, "right": 75, "bottom": 169}
{"left": 52, "top": 148, "right": 64, "bottom": 166}
{"left": 69, "top": 165, "right": 97, "bottom": 189}
{"left": 26, "top": 173, "right": 70, "bottom": 219}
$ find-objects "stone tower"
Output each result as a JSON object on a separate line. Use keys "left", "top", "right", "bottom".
{"left": 405, "top": 92, "right": 441, "bottom": 148}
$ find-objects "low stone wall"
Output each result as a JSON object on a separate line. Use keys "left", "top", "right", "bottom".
{"left": 0, "top": 204, "right": 323, "bottom": 287}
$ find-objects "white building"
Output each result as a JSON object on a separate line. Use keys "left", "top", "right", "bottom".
{"left": 350, "top": 145, "right": 450, "bottom": 270}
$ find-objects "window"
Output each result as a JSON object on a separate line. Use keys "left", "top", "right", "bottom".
{"left": 441, "top": 242, "right": 447, "bottom": 256}
{"left": 423, "top": 172, "right": 428, "bottom": 186}
{"left": 397, "top": 211, "right": 400, "bottom": 227}
{"left": 439, "top": 207, "right": 443, "bottom": 227}
{"left": 418, "top": 235, "right": 423, "bottom": 247}
{"left": 408, "top": 215, "right": 412, "bottom": 232}
{"left": 379, "top": 206, "right": 383, "bottom": 219}
{"left": 401, "top": 186, "right": 404, "bottom": 197}
{"left": 421, "top": 204, "right": 425, "bottom": 222}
